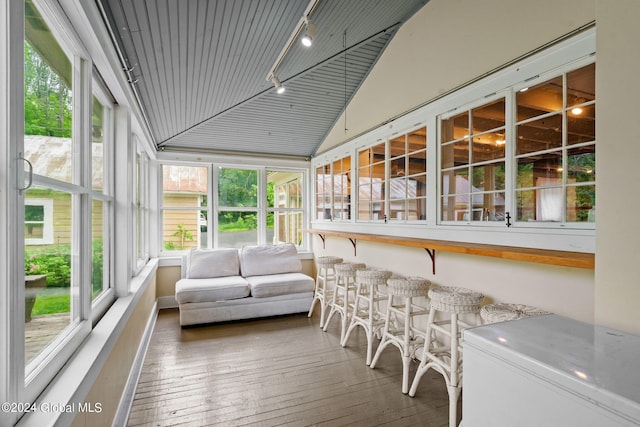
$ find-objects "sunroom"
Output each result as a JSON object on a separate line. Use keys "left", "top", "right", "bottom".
{"left": 2, "top": 0, "right": 640, "bottom": 426}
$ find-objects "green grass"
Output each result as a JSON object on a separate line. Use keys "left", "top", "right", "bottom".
{"left": 32, "top": 294, "right": 70, "bottom": 316}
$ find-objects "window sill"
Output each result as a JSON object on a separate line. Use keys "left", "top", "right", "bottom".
{"left": 17, "top": 259, "right": 159, "bottom": 427}
{"left": 303, "top": 228, "right": 594, "bottom": 270}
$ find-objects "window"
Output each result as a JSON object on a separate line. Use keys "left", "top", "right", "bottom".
{"left": 134, "top": 144, "right": 150, "bottom": 269}
{"left": 217, "top": 167, "right": 259, "bottom": 248}
{"left": 355, "top": 127, "right": 428, "bottom": 222}
{"left": 439, "top": 63, "right": 595, "bottom": 227}
{"left": 358, "top": 143, "right": 385, "bottom": 221}
{"left": 315, "top": 155, "right": 352, "bottom": 221}
{"left": 161, "top": 164, "right": 209, "bottom": 251}
{"left": 161, "top": 163, "right": 307, "bottom": 251}
{"left": 441, "top": 100, "right": 506, "bottom": 222}
{"left": 20, "top": 0, "right": 96, "bottom": 404}
{"left": 389, "top": 127, "right": 427, "bottom": 221}
{"left": 24, "top": 199, "right": 53, "bottom": 244}
{"left": 268, "top": 171, "right": 304, "bottom": 246}
{"left": 515, "top": 64, "right": 596, "bottom": 224}
{"left": 91, "top": 84, "right": 114, "bottom": 302}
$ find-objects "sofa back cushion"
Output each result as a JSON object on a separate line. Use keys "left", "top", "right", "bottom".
{"left": 187, "top": 248, "right": 240, "bottom": 279}
{"left": 239, "top": 243, "right": 301, "bottom": 277}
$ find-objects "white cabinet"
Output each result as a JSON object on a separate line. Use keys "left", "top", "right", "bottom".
{"left": 462, "top": 314, "right": 640, "bottom": 426}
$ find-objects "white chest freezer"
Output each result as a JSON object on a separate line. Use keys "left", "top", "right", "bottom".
{"left": 462, "top": 314, "right": 640, "bottom": 426}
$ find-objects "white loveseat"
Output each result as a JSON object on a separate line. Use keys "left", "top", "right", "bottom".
{"left": 175, "top": 243, "right": 315, "bottom": 326}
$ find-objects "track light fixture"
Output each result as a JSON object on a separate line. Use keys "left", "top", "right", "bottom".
{"left": 271, "top": 76, "right": 285, "bottom": 94}
{"left": 301, "top": 18, "right": 317, "bottom": 47}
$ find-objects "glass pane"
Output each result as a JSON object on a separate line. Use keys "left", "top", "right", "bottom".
{"left": 408, "top": 127, "right": 427, "bottom": 152}
{"left": 371, "top": 142, "right": 386, "bottom": 164}
{"left": 389, "top": 199, "right": 406, "bottom": 221}
{"left": 218, "top": 211, "right": 258, "bottom": 248}
{"left": 92, "top": 96, "right": 105, "bottom": 192}
{"left": 441, "top": 168, "right": 469, "bottom": 196}
{"left": 390, "top": 157, "right": 406, "bottom": 178}
{"left": 516, "top": 114, "right": 563, "bottom": 155}
{"left": 389, "top": 177, "right": 406, "bottom": 200}
{"left": 218, "top": 167, "right": 257, "bottom": 207}
{"left": 516, "top": 187, "right": 563, "bottom": 222}
{"left": 274, "top": 212, "right": 303, "bottom": 246}
{"left": 441, "top": 139, "right": 469, "bottom": 169}
{"left": 24, "top": 9, "right": 73, "bottom": 183}
{"left": 472, "top": 98, "right": 505, "bottom": 133}
{"left": 567, "top": 104, "right": 595, "bottom": 145}
{"left": 473, "top": 192, "right": 506, "bottom": 222}
{"left": 567, "top": 63, "right": 595, "bottom": 107}
{"left": 517, "top": 76, "right": 563, "bottom": 121}
{"left": 389, "top": 135, "right": 406, "bottom": 158}
{"left": 441, "top": 194, "right": 473, "bottom": 221}
{"left": 472, "top": 132, "right": 505, "bottom": 162}
{"left": 407, "top": 150, "right": 427, "bottom": 175}
{"left": 517, "top": 154, "right": 563, "bottom": 189}
{"left": 24, "top": 188, "right": 74, "bottom": 366}
{"left": 567, "top": 185, "right": 595, "bottom": 223}
{"left": 567, "top": 145, "right": 596, "bottom": 183}
{"left": 199, "top": 210, "right": 208, "bottom": 249}
{"left": 472, "top": 162, "right": 505, "bottom": 192}
{"left": 441, "top": 111, "right": 469, "bottom": 143}
{"left": 316, "top": 165, "right": 331, "bottom": 220}
{"left": 92, "top": 199, "right": 106, "bottom": 300}
{"left": 162, "top": 210, "right": 201, "bottom": 250}
{"left": 407, "top": 197, "right": 426, "bottom": 221}
{"left": 358, "top": 148, "right": 371, "bottom": 168}
{"left": 162, "top": 165, "right": 208, "bottom": 206}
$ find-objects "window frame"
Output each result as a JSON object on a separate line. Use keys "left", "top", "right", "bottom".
{"left": 311, "top": 28, "right": 596, "bottom": 253}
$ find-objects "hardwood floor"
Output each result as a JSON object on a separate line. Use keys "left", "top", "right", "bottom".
{"left": 127, "top": 309, "right": 456, "bottom": 426}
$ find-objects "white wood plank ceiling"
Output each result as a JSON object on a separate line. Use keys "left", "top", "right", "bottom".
{"left": 97, "top": 0, "right": 427, "bottom": 158}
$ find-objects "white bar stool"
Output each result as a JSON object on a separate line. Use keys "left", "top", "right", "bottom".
{"left": 323, "top": 262, "right": 366, "bottom": 343}
{"left": 308, "top": 256, "right": 343, "bottom": 328}
{"left": 480, "top": 302, "right": 550, "bottom": 324}
{"left": 409, "top": 285, "right": 484, "bottom": 427}
{"left": 341, "top": 268, "right": 392, "bottom": 365}
{"left": 370, "top": 276, "right": 430, "bottom": 394}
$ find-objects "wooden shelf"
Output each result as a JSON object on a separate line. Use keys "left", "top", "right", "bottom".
{"left": 302, "top": 229, "right": 595, "bottom": 273}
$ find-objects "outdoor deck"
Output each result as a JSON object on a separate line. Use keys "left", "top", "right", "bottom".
{"left": 25, "top": 313, "right": 69, "bottom": 364}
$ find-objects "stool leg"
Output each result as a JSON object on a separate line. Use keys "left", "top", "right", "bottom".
{"left": 370, "top": 294, "right": 394, "bottom": 369}
{"left": 448, "top": 312, "right": 460, "bottom": 427}
{"left": 401, "top": 296, "right": 411, "bottom": 394}
{"left": 341, "top": 283, "right": 359, "bottom": 347}
{"left": 322, "top": 274, "right": 341, "bottom": 332}
{"left": 409, "top": 305, "right": 437, "bottom": 397}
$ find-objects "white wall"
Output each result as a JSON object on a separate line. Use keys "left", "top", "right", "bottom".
{"left": 313, "top": 0, "right": 598, "bottom": 325}
{"left": 318, "top": 0, "right": 596, "bottom": 154}
{"left": 595, "top": 0, "right": 640, "bottom": 334}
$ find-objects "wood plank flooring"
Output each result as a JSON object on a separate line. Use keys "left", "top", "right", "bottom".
{"left": 127, "top": 309, "right": 457, "bottom": 426}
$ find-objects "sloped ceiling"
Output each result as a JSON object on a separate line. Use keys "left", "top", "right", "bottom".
{"left": 97, "top": 0, "right": 427, "bottom": 158}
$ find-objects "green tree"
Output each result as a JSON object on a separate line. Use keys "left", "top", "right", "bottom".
{"left": 24, "top": 41, "right": 72, "bottom": 137}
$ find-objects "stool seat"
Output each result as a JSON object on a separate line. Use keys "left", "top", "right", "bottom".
{"left": 428, "top": 286, "right": 483, "bottom": 313}
{"left": 316, "top": 256, "right": 344, "bottom": 268}
{"left": 480, "top": 303, "right": 550, "bottom": 324}
{"left": 387, "top": 276, "right": 431, "bottom": 297}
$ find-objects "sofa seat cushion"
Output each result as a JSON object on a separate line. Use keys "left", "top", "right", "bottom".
{"left": 245, "top": 273, "right": 315, "bottom": 298}
{"left": 176, "top": 276, "right": 250, "bottom": 304}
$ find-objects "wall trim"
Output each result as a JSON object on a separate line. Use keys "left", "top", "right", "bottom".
{"left": 112, "top": 300, "right": 159, "bottom": 427}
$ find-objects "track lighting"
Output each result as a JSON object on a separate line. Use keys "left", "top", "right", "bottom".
{"left": 301, "top": 19, "right": 317, "bottom": 47}
{"left": 271, "top": 76, "right": 285, "bottom": 94}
